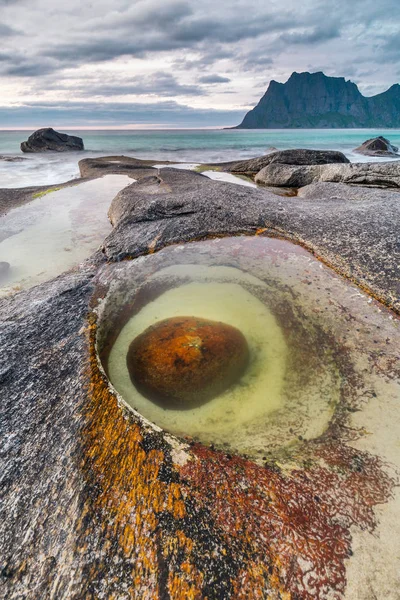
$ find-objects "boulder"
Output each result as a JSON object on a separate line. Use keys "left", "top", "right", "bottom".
{"left": 255, "top": 161, "right": 400, "bottom": 188}
{"left": 21, "top": 128, "right": 84, "bottom": 153}
{"left": 255, "top": 164, "right": 319, "bottom": 187}
{"left": 127, "top": 316, "right": 249, "bottom": 408}
{"left": 354, "top": 136, "right": 399, "bottom": 157}
{"left": 227, "top": 149, "right": 349, "bottom": 174}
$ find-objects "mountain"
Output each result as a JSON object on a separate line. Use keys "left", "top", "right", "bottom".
{"left": 234, "top": 72, "right": 400, "bottom": 129}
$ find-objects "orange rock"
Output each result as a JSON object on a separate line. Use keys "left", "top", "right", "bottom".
{"left": 126, "top": 316, "right": 249, "bottom": 408}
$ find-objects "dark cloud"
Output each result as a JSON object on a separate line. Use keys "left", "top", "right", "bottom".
{"left": 0, "top": 99, "right": 245, "bottom": 127}
{"left": 80, "top": 73, "right": 206, "bottom": 97}
{"left": 28, "top": 72, "right": 207, "bottom": 98}
{"left": 0, "top": 23, "right": 19, "bottom": 35}
{"left": 278, "top": 24, "right": 341, "bottom": 45}
{"left": 198, "top": 75, "right": 231, "bottom": 84}
{"left": 0, "top": 0, "right": 399, "bottom": 125}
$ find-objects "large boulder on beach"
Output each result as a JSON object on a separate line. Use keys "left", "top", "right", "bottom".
{"left": 21, "top": 128, "right": 84, "bottom": 153}
{"left": 354, "top": 136, "right": 399, "bottom": 157}
{"left": 255, "top": 160, "right": 400, "bottom": 188}
{"left": 227, "top": 149, "right": 349, "bottom": 174}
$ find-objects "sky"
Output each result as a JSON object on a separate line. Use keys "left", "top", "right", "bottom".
{"left": 0, "top": 0, "right": 399, "bottom": 129}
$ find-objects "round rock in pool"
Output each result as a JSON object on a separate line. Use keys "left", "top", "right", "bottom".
{"left": 126, "top": 316, "right": 250, "bottom": 408}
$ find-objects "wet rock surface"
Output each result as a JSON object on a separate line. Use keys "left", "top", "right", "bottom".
{"left": 354, "top": 136, "right": 399, "bottom": 157}
{"left": 20, "top": 128, "right": 84, "bottom": 153}
{"left": 105, "top": 168, "right": 400, "bottom": 313}
{"left": 126, "top": 316, "right": 249, "bottom": 408}
{"left": 1, "top": 164, "right": 400, "bottom": 599}
{"left": 0, "top": 155, "right": 26, "bottom": 162}
{"left": 222, "top": 148, "right": 349, "bottom": 174}
{"left": 79, "top": 155, "right": 169, "bottom": 178}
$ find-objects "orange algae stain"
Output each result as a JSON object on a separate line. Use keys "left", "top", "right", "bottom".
{"left": 80, "top": 315, "right": 394, "bottom": 599}
{"left": 81, "top": 318, "right": 206, "bottom": 598}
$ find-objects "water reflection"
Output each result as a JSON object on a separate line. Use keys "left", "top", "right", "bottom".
{"left": 0, "top": 174, "right": 131, "bottom": 296}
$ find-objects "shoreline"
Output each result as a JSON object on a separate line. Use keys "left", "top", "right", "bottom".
{"left": 1, "top": 128, "right": 400, "bottom": 188}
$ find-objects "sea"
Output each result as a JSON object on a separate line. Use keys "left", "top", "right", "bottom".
{"left": 1, "top": 128, "right": 400, "bottom": 189}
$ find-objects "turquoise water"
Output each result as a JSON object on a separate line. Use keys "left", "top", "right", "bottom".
{"left": 0, "top": 128, "right": 399, "bottom": 188}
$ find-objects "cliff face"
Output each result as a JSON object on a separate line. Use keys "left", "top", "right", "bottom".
{"left": 236, "top": 72, "right": 400, "bottom": 128}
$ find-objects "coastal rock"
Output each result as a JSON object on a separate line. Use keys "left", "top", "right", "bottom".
{"left": 354, "top": 136, "right": 399, "bottom": 157}
{"left": 1, "top": 168, "right": 400, "bottom": 598}
{"left": 0, "top": 155, "right": 26, "bottom": 162}
{"left": 234, "top": 71, "right": 400, "bottom": 129}
{"left": 255, "top": 160, "right": 400, "bottom": 188}
{"left": 227, "top": 149, "right": 349, "bottom": 174}
{"left": 126, "top": 316, "right": 249, "bottom": 408}
{"left": 297, "top": 182, "right": 400, "bottom": 205}
{"left": 79, "top": 155, "right": 158, "bottom": 178}
{"left": 255, "top": 163, "right": 318, "bottom": 187}
{"left": 21, "top": 128, "right": 84, "bottom": 153}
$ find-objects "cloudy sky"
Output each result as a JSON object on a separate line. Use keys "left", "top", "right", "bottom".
{"left": 0, "top": 0, "right": 399, "bottom": 128}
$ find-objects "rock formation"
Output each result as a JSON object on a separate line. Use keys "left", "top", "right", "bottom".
{"left": 225, "top": 149, "right": 349, "bottom": 175}
{"left": 1, "top": 161, "right": 400, "bottom": 599}
{"left": 254, "top": 160, "right": 400, "bottom": 188}
{"left": 21, "top": 128, "right": 84, "bottom": 152}
{"left": 354, "top": 136, "right": 399, "bottom": 157}
{"left": 126, "top": 316, "right": 249, "bottom": 407}
{"left": 234, "top": 71, "right": 400, "bottom": 128}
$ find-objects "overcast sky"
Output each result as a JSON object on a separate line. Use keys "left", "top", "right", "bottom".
{"left": 0, "top": 0, "right": 399, "bottom": 128}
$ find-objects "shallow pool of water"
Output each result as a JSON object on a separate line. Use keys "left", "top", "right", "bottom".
{"left": 96, "top": 237, "right": 356, "bottom": 459}
{"left": 0, "top": 174, "right": 132, "bottom": 296}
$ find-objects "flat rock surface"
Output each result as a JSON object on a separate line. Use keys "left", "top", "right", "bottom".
{"left": 223, "top": 149, "right": 349, "bottom": 174}
{"left": 255, "top": 160, "right": 400, "bottom": 188}
{"left": 105, "top": 168, "right": 400, "bottom": 312}
{"left": 1, "top": 167, "right": 400, "bottom": 599}
{"left": 79, "top": 155, "right": 171, "bottom": 178}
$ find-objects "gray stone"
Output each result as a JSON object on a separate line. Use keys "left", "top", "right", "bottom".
{"left": 354, "top": 136, "right": 399, "bottom": 157}
{"left": 255, "top": 160, "right": 400, "bottom": 188}
{"left": 226, "top": 149, "right": 349, "bottom": 174}
{"left": 297, "top": 181, "right": 400, "bottom": 201}
{"left": 104, "top": 168, "right": 400, "bottom": 311}
{"left": 79, "top": 156, "right": 173, "bottom": 178}
{"left": 21, "top": 128, "right": 84, "bottom": 153}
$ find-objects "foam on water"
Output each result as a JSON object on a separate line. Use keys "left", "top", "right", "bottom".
{"left": 0, "top": 128, "right": 399, "bottom": 188}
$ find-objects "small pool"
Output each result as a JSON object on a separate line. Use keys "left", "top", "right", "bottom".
{"left": 94, "top": 236, "right": 382, "bottom": 461}
{"left": 0, "top": 174, "right": 132, "bottom": 296}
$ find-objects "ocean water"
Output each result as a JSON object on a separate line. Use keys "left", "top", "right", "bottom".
{"left": 1, "top": 128, "right": 400, "bottom": 188}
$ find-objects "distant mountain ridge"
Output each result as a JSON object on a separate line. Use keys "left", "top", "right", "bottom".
{"left": 235, "top": 71, "right": 400, "bottom": 129}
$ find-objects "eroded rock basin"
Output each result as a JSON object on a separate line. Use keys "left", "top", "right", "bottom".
{"left": 95, "top": 236, "right": 400, "bottom": 468}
